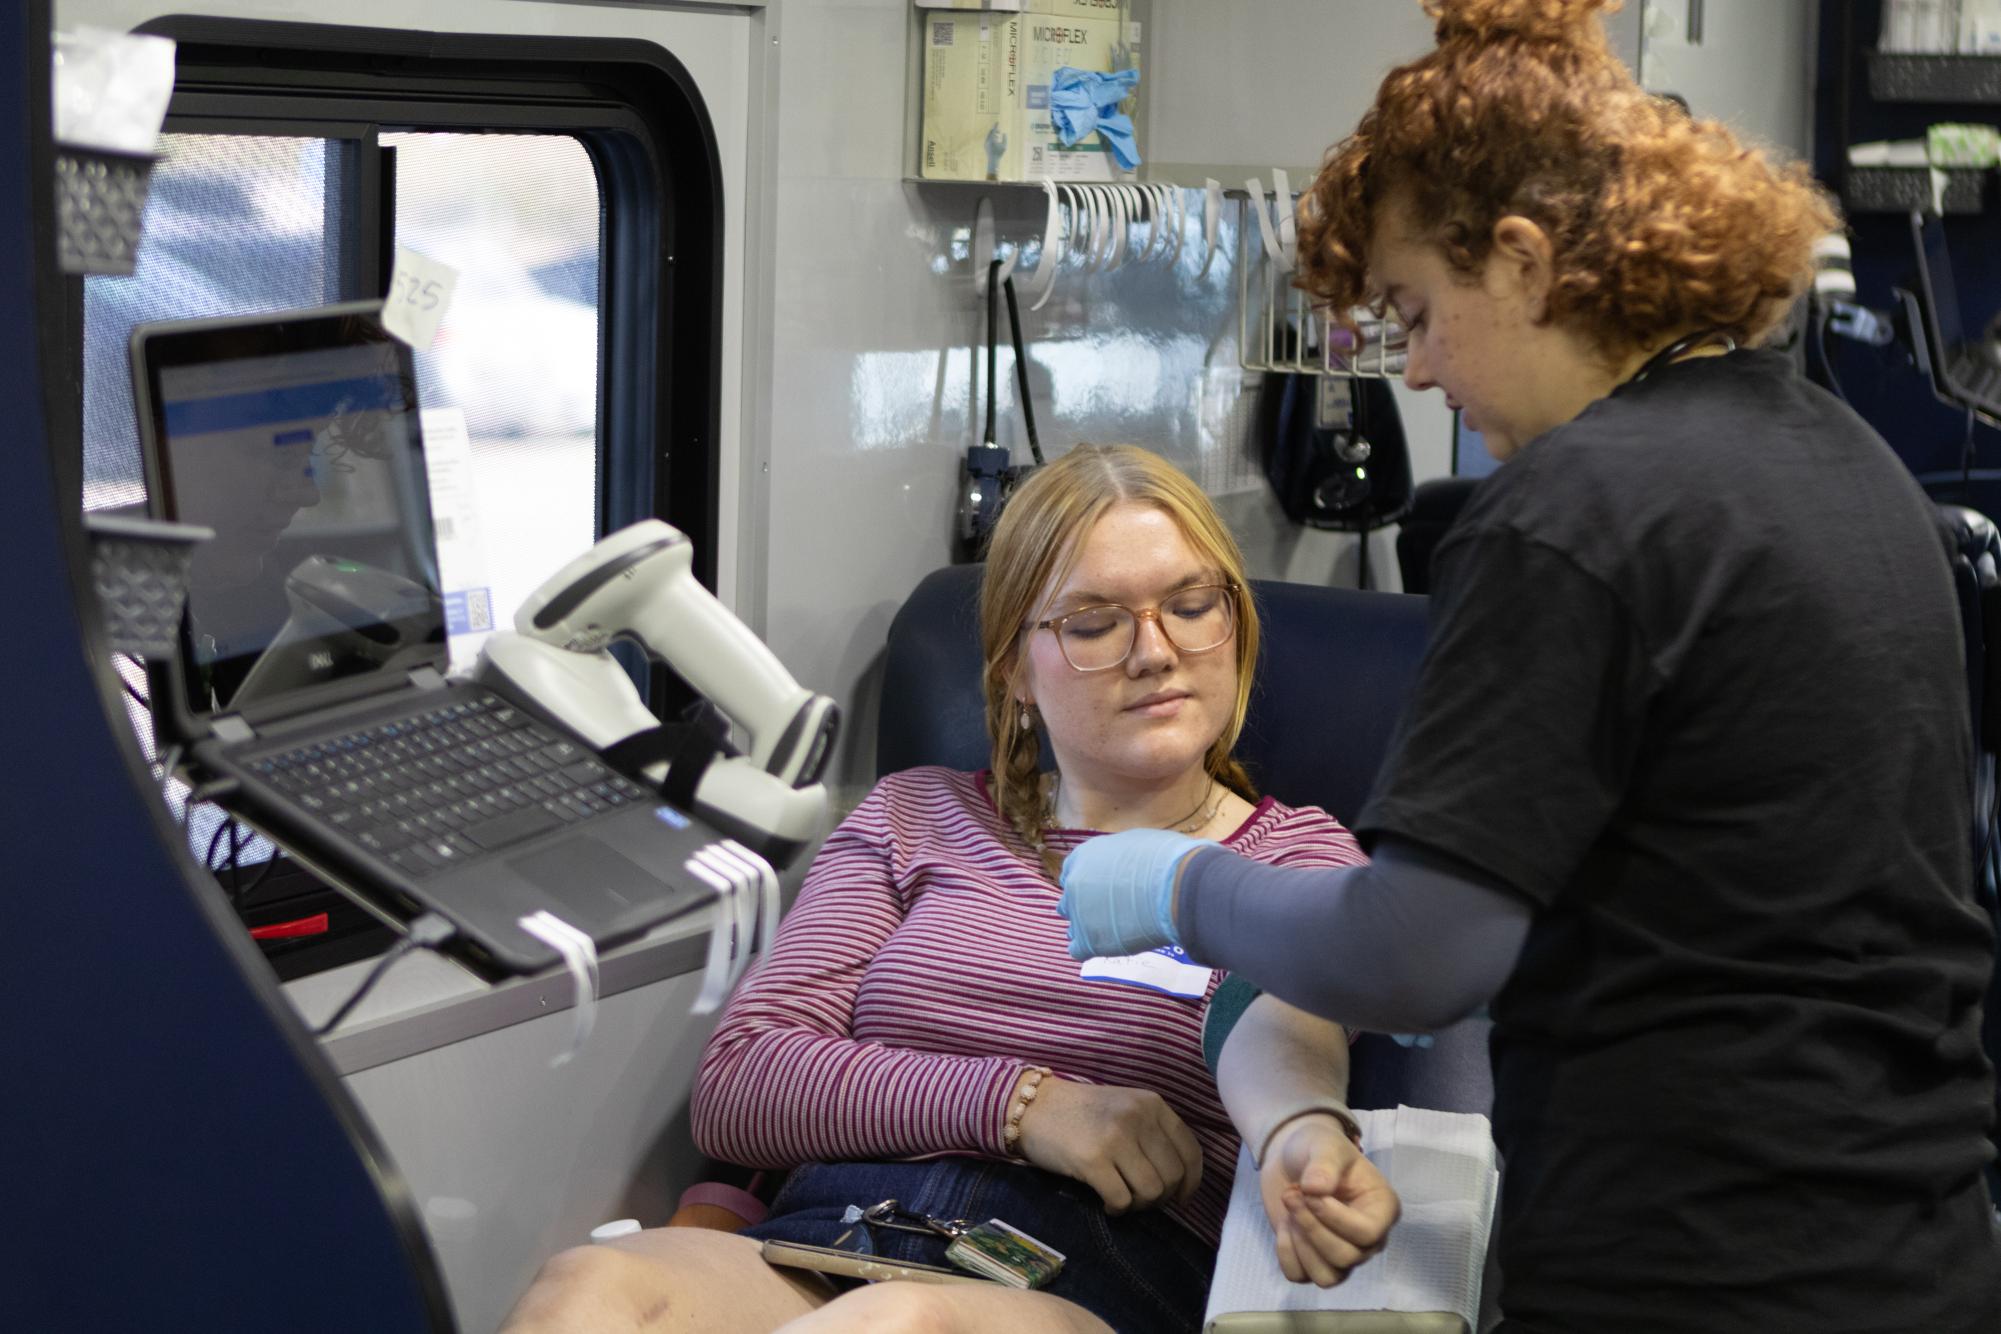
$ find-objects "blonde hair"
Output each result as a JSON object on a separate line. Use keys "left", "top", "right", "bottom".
{"left": 978, "top": 445, "right": 1260, "bottom": 856}
{"left": 1296, "top": 0, "right": 1839, "bottom": 355}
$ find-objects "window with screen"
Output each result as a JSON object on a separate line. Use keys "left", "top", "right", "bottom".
{"left": 83, "top": 133, "right": 340, "bottom": 512}
{"left": 383, "top": 131, "right": 602, "bottom": 654}
{"left": 67, "top": 20, "right": 723, "bottom": 974}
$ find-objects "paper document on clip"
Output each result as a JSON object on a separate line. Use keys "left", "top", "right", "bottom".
{"left": 420, "top": 407, "right": 496, "bottom": 672}
{"left": 1204, "top": 1105, "right": 1497, "bottom": 1334}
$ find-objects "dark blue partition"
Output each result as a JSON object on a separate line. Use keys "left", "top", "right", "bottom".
{"left": 0, "top": 5, "right": 450, "bottom": 1328}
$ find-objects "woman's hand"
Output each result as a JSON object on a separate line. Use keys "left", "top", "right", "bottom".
{"left": 1258, "top": 1113, "right": 1400, "bottom": 1287}
{"left": 1015, "top": 1075, "right": 1205, "bottom": 1214}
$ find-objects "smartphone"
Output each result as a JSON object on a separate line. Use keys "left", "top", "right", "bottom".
{"left": 760, "top": 1238, "right": 989, "bottom": 1286}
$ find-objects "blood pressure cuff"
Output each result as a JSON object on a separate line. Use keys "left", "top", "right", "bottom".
{"left": 1201, "top": 973, "right": 1431, "bottom": 1078}
{"left": 1201, "top": 974, "right": 1260, "bottom": 1074}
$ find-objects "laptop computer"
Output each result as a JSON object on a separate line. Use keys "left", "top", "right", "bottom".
{"left": 132, "top": 301, "right": 720, "bottom": 976}
{"left": 1907, "top": 210, "right": 2001, "bottom": 419}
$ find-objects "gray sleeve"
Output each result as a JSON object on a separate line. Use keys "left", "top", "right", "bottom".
{"left": 1173, "top": 834, "right": 1533, "bottom": 1033}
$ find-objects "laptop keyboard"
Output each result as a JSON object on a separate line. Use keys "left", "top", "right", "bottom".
{"left": 250, "top": 693, "right": 651, "bottom": 880}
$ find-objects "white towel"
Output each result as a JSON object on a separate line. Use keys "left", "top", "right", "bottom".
{"left": 1204, "top": 1105, "right": 1499, "bottom": 1333}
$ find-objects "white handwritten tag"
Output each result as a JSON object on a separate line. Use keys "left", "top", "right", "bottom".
{"left": 1079, "top": 945, "right": 1212, "bottom": 998}
{"left": 382, "top": 245, "right": 458, "bottom": 348}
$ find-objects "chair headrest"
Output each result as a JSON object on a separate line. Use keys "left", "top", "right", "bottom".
{"left": 878, "top": 566, "right": 1432, "bottom": 826}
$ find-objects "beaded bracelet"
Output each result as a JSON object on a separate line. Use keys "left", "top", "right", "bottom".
{"left": 1002, "top": 1066, "right": 1053, "bottom": 1154}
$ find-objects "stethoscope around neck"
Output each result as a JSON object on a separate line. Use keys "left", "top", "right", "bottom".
{"left": 1625, "top": 328, "right": 1738, "bottom": 387}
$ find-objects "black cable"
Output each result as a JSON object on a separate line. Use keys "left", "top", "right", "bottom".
{"left": 313, "top": 914, "right": 455, "bottom": 1038}
{"left": 313, "top": 937, "right": 420, "bottom": 1036}
{"left": 204, "top": 815, "right": 232, "bottom": 872}
{"left": 1965, "top": 406, "right": 1978, "bottom": 485}
{"left": 186, "top": 778, "right": 238, "bottom": 806}
{"left": 182, "top": 780, "right": 237, "bottom": 842}
{"left": 228, "top": 821, "right": 246, "bottom": 903}
{"left": 1003, "top": 274, "right": 1044, "bottom": 466}
{"left": 984, "top": 257, "right": 1002, "bottom": 448}
{"left": 157, "top": 745, "right": 194, "bottom": 833}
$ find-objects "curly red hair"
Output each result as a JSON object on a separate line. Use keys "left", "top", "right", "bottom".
{"left": 1296, "top": 0, "right": 1838, "bottom": 354}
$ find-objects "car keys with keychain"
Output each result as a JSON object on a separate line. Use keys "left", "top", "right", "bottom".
{"left": 839, "top": 1199, "right": 1066, "bottom": 1290}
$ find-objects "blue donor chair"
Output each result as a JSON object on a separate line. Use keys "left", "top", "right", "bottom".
{"left": 876, "top": 565, "right": 1494, "bottom": 1117}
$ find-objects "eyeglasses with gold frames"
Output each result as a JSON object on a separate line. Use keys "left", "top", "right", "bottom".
{"left": 1033, "top": 582, "right": 1238, "bottom": 673}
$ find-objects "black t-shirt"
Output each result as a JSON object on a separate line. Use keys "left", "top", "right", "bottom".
{"left": 1358, "top": 350, "right": 2001, "bottom": 1333}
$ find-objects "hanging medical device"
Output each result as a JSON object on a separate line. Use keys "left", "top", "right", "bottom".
{"left": 957, "top": 257, "right": 1045, "bottom": 560}
{"left": 476, "top": 520, "right": 837, "bottom": 870}
{"left": 1255, "top": 324, "right": 1413, "bottom": 590}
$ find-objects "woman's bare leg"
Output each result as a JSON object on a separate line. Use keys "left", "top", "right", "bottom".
{"left": 499, "top": 1229, "right": 834, "bottom": 1334}
{"left": 500, "top": 1228, "right": 1124, "bottom": 1334}
{"left": 774, "top": 1279, "right": 1116, "bottom": 1334}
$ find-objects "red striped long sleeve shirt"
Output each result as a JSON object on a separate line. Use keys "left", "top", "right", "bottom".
{"left": 689, "top": 766, "right": 1367, "bottom": 1244}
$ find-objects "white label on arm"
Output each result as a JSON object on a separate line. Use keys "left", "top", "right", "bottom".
{"left": 383, "top": 245, "right": 459, "bottom": 348}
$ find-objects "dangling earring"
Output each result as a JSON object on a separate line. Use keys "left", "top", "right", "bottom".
{"left": 1019, "top": 704, "right": 1033, "bottom": 730}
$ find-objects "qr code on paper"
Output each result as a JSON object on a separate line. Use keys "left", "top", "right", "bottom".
{"left": 446, "top": 587, "right": 495, "bottom": 635}
{"left": 932, "top": 20, "right": 954, "bottom": 45}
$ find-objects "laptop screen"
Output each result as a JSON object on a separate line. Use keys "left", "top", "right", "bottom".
{"left": 140, "top": 307, "right": 445, "bottom": 717}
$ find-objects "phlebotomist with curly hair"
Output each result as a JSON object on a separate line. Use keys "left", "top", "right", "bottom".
{"left": 1057, "top": 1, "right": 2001, "bottom": 1330}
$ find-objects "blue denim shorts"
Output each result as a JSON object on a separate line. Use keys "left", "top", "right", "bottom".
{"left": 738, "top": 1158, "right": 1214, "bottom": 1334}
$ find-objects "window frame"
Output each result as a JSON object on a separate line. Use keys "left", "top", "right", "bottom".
{"left": 121, "top": 16, "right": 726, "bottom": 594}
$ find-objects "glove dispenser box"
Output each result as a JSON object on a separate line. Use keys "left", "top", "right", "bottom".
{"left": 918, "top": 6, "right": 1135, "bottom": 182}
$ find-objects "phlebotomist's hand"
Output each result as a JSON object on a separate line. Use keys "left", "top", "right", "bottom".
{"left": 1259, "top": 1113, "right": 1399, "bottom": 1287}
{"left": 1056, "top": 828, "right": 1215, "bottom": 959}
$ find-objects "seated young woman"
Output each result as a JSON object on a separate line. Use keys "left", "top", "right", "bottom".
{"left": 500, "top": 444, "right": 1399, "bottom": 1334}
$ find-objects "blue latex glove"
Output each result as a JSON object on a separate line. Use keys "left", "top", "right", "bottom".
{"left": 1047, "top": 66, "right": 1143, "bottom": 171}
{"left": 1057, "top": 827, "right": 1214, "bottom": 960}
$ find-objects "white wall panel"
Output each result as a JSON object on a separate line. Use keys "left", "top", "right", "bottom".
{"left": 1640, "top": 0, "right": 1816, "bottom": 158}
{"left": 1146, "top": 0, "right": 1642, "bottom": 176}
{"left": 342, "top": 971, "right": 724, "bottom": 1333}
{"left": 760, "top": 0, "right": 1478, "bottom": 799}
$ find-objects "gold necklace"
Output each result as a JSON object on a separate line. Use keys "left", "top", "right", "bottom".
{"left": 1045, "top": 774, "right": 1222, "bottom": 834}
